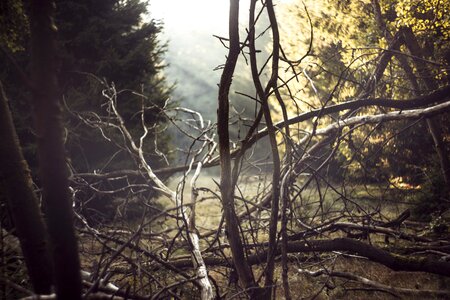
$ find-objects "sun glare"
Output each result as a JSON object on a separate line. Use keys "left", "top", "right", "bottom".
{"left": 149, "top": 0, "right": 230, "bottom": 36}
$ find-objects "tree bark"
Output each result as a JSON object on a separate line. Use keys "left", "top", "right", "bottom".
{"left": 30, "top": 0, "right": 82, "bottom": 298}
{"left": 247, "top": 85, "right": 450, "bottom": 148}
{"left": 247, "top": 0, "right": 282, "bottom": 296}
{"left": 217, "top": 0, "right": 258, "bottom": 297}
{"left": 371, "top": 0, "right": 421, "bottom": 93}
{"left": 0, "top": 80, "right": 53, "bottom": 294}
{"left": 401, "top": 27, "right": 450, "bottom": 186}
{"left": 261, "top": 1, "right": 282, "bottom": 295}
{"left": 372, "top": 0, "right": 450, "bottom": 187}
{"left": 287, "top": 238, "right": 450, "bottom": 277}
{"left": 170, "top": 238, "right": 450, "bottom": 277}
{"left": 359, "top": 30, "right": 403, "bottom": 97}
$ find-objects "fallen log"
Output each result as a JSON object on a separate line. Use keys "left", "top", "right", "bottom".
{"left": 169, "top": 238, "right": 450, "bottom": 277}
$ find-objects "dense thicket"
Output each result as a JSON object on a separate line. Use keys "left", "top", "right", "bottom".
{"left": 1, "top": 0, "right": 171, "bottom": 174}
{"left": 57, "top": 0, "right": 172, "bottom": 173}
{"left": 279, "top": 0, "right": 450, "bottom": 189}
{"left": 0, "top": 0, "right": 172, "bottom": 224}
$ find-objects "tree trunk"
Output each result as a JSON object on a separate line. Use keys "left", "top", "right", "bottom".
{"left": 30, "top": 0, "right": 82, "bottom": 298}
{"left": 371, "top": 0, "right": 421, "bottom": 94}
{"left": 217, "top": 0, "right": 260, "bottom": 297}
{"left": 371, "top": 0, "right": 450, "bottom": 187}
{"left": 260, "top": 0, "right": 282, "bottom": 296}
{"left": 401, "top": 27, "right": 450, "bottom": 187}
{"left": 0, "top": 80, "right": 53, "bottom": 294}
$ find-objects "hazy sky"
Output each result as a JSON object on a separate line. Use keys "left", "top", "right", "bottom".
{"left": 150, "top": 0, "right": 230, "bottom": 36}
{"left": 146, "top": 0, "right": 292, "bottom": 121}
{"left": 146, "top": 0, "right": 292, "bottom": 156}
{"left": 148, "top": 0, "right": 235, "bottom": 120}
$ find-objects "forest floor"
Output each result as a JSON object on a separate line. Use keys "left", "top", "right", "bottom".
{"left": 151, "top": 174, "right": 450, "bottom": 299}
{"left": 204, "top": 257, "right": 450, "bottom": 300}
{"left": 71, "top": 173, "right": 450, "bottom": 299}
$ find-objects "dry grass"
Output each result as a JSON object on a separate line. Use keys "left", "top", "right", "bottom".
{"left": 73, "top": 174, "right": 449, "bottom": 299}
{"left": 204, "top": 256, "right": 450, "bottom": 299}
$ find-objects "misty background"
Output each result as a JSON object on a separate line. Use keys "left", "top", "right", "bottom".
{"left": 149, "top": 0, "right": 273, "bottom": 164}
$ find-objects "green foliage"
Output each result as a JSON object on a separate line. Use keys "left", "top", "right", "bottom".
{"left": 57, "top": 0, "right": 167, "bottom": 93}
{"left": 0, "top": 0, "right": 28, "bottom": 52}
{"left": 392, "top": 0, "right": 450, "bottom": 41}
{"left": 0, "top": 0, "right": 173, "bottom": 224}
{"left": 411, "top": 160, "right": 449, "bottom": 222}
{"left": 56, "top": 0, "right": 172, "bottom": 172}
{"left": 1, "top": 0, "right": 172, "bottom": 174}
{"left": 0, "top": 1, "right": 34, "bottom": 167}
{"left": 384, "top": 0, "right": 450, "bottom": 81}
{"left": 281, "top": 0, "right": 449, "bottom": 185}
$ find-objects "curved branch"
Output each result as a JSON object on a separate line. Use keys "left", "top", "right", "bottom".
{"left": 288, "top": 238, "right": 450, "bottom": 277}
{"left": 170, "top": 238, "right": 450, "bottom": 277}
{"left": 249, "top": 84, "right": 450, "bottom": 144}
{"left": 310, "top": 100, "right": 450, "bottom": 137}
{"left": 217, "top": 0, "right": 257, "bottom": 294}
{"left": 74, "top": 85, "right": 450, "bottom": 181}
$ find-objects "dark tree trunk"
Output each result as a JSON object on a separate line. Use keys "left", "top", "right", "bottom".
{"left": 260, "top": 0, "right": 282, "bottom": 296}
{"left": 401, "top": 27, "right": 450, "bottom": 187}
{"left": 371, "top": 0, "right": 450, "bottom": 187}
{"left": 372, "top": 0, "right": 421, "bottom": 94}
{"left": 30, "top": 0, "right": 82, "bottom": 298}
{"left": 0, "top": 81, "right": 53, "bottom": 294}
{"left": 217, "top": 0, "right": 258, "bottom": 297}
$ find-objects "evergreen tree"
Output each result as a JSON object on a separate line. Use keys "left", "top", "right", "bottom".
{"left": 57, "top": 0, "right": 172, "bottom": 173}
{"left": 0, "top": 0, "right": 172, "bottom": 225}
{"left": 1, "top": 0, "right": 172, "bottom": 174}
